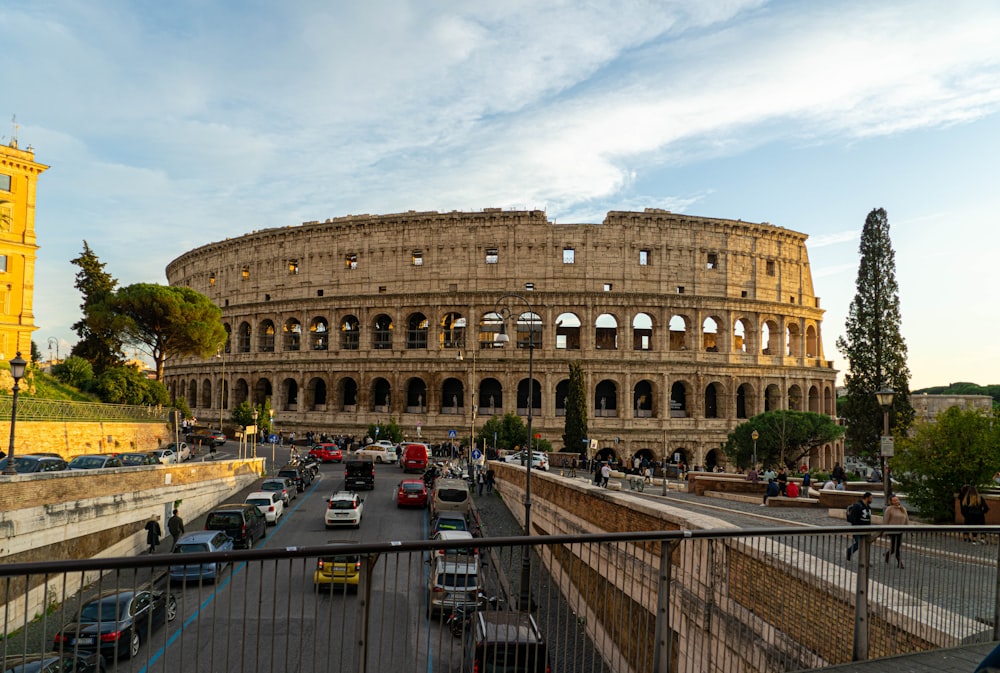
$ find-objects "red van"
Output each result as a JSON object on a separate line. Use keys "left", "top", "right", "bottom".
{"left": 401, "top": 443, "right": 429, "bottom": 473}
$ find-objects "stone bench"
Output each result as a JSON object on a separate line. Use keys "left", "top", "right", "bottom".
{"left": 691, "top": 475, "right": 766, "bottom": 497}
{"left": 817, "top": 490, "right": 871, "bottom": 509}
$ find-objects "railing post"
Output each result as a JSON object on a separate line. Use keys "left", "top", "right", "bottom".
{"left": 852, "top": 533, "right": 871, "bottom": 661}
{"left": 654, "top": 539, "right": 680, "bottom": 673}
{"left": 356, "top": 553, "right": 378, "bottom": 673}
{"left": 994, "top": 534, "right": 1000, "bottom": 641}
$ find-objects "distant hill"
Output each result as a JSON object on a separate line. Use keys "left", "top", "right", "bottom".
{"left": 912, "top": 382, "right": 1000, "bottom": 405}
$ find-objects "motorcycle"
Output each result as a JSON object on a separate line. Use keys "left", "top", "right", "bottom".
{"left": 446, "top": 594, "right": 504, "bottom": 637}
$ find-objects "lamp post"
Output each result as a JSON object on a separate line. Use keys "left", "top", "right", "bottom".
{"left": 47, "top": 337, "right": 58, "bottom": 364}
{"left": 4, "top": 352, "right": 28, "bottom": 475}
{"left": 216, "top": 346, "right": 226, "bottom": 433}
{"left": 251, "top": 409, "right": 259, "bottom": 459}
{"left": 751, "top": 429, "right": 759, "bottom": 471}
{"left": 493, "top": 293, "right": 537, "bottom": 612}
{"left": 458, "top": 347, "right": 478, "bottom": 465}
{"left": 875, "top": 387, "right": 895, "bottom": 505}
{"left": 268, "top": 408, "right": 274, "bottom": 464}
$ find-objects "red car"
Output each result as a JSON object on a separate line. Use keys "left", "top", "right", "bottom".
{"left": 309, "top": 444, "right": 343, "bottom": 463}
{"left": 395, "top": 479, "right": 428, "bottom": 508}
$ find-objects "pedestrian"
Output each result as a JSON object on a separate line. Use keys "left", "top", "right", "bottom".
{"left": 960, "top": 485, "right": 990, "bottom": 544}
{"left": 746, "top": 467, "right": 759, "bottom": 484}
{"left": 145, "top": 515, "right": 162, "bottom": 554}
{"left": 485, "top": 467, "right": 495, "bottom": 493}
{"left": 785, "top": 480, "right": 800, "bottom": 498}
{"left": 845, "top": 491, "right": 873, "bottom": 561}
{"left": 762, "top": 478, "right": 779, "bottom": 506}
{"left": 167, "top": 508, "right": 185, "bottom": 551}
{"left": 831, "top": 462, "right": 846, "bottom": 485}
{"left": 477, "top": 470, "right": 485, "bottom": 496}
{"left": 800, "top": 470, "right": 811, "bottom": 496}
{"left": 600, "top": 462, "right": 611, "bottom": 488}
{"left": 882, "top": 495, "right": 909, "bottom": 568}
{"left": 776, "top": 467, "right": 788, "bottom": 496}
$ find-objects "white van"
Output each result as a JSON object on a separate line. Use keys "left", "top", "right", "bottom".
{"left": 431, "top": 478, "right": 471, "bottom": 518}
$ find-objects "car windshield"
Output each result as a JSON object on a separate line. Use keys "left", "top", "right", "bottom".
{"left": 436, "top": 519, "right": 468, "bottom": 532}
{"left": 69, "top": 457, "right": 105, "bottom": 469}
{"left": 437, "top": 488, "right": 467, "bottom": 502}
{"left": 246, "top": 499, "right": 270, "bottom": 507}
{"left": 329, "top": 500, "right": 355, "bottom": 509}
{"left": 401, "top": 483, "right": 424, "bottom": 492}
{"left": 207, "top": 513, "right": 241, "bottom": 527}
{"left": 174, "top": 543, "right": 210, "bottom": 554}
{"left": 323, "top": 554, "right": 360, "bottom": 564}
{"left": 438, "top": 572, "right": 477, "bottom": 589}
{"left": 260, "top": 482, "right": 283, "bottom": 491}
{"left": 79, "top": 596, "right": 129, "bottom": 622}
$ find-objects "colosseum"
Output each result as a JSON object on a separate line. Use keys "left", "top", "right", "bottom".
{"left": 164, "top": 207, "right": 842, "bottom": 469}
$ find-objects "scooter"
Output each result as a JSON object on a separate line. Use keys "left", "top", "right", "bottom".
{"left": 446, "top": 594, "right": 504, "bottom": 637}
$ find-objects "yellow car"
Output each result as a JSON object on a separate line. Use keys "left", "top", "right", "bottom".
{"left": 313, "top": 544, "right": 361, "bottom": 592}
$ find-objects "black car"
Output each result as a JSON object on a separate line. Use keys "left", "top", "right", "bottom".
{"left": 344, "top": 459, "right": 375, "bottom": 491}
{"left": 277, "top": 465, "right": 310, "bottom": 492}
{"left": 54, "top": 589, "right": 177, "bottom": 660}
{"left": 0, "top": 651, "right": 105, "bottom": 672}
{"left": 185, "top": 429, "right": 227, "bottom": 447}
{"left": 0, "top": 454, "right": 68, "bottom": 473}
{"left": 118, "top": 452, "right": 161, "bottom": 467}
{"left": 204, "top": 503, "right": 267, "bottom": 549}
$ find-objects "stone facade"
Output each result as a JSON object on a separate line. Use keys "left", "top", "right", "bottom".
{"left": 911, "top": 393, "right": 993, "bottom": 423}
{"left": 164, "top": 208, "right": 841, "bottom": 469}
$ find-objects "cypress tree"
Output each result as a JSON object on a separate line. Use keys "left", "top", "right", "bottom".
{"left": 835, "top": 208, "right": 914, "bottom": 458}
{"left": 563, "top": 362, "right": 589, "bottom": 456}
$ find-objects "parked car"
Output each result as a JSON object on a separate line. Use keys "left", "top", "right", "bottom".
{"left": 246, "top": 490, "right": 284, "bottom": 524}
{"left": 0, "top": 454, "right": 68, "bottom": 473}
{"left": 465, "top": 611, "right": 550, "bottom": 673}
{"left": 401, "top": 443, "right": 429, "bottom": 473}
{"left": 427, "top": 556, "right": 483, "bottom": 617}
{"left": 394, "top": 479, "right": 428, "bottom": 508}
{"left": 430, "top": 530, "right": 478, "bottom": 560}
{"left": 309, "top": 443, "right": 343, "bottom": 463}
{"left": 431, "top": 478, "right": 471, "bottom": 518}
{"left": 162, "top": 442, "right": 191, "bottom": 461}
{"left": 325, "top": 491, "right": 364, "bottom": 528}
{"left": 151, "top": 448, "right": 182, "bottom": 465}
{"left": 204, "top": 503, "right": 267, "bottom": 549}
{"left": 354, "top": 445, "right": 396, "bottom": 464}
{"left": 67, "top": 454, "right": 123, "bottom": 470}
{"left": 53, "top": 589, "right": 177, "bottom": 660}
{"left": 169, "top": 530, "right": 235, "bottom": 583}
{"left": 372, "top": 439, "right": 396, "bottom": 451}
{"left": 344, "top": 459, "right": 375, "bottom": 490}
{"left": 0, "top": 651, "right": 106, "bottom": 672}
{"left": 313, "top": 542, "right": 361, "bottom": 592}
{"left": 277, "top": 465, "right": 310, "bottom": 493}
{"left": 185, "top": 429, "right": 227, "bottom": 447}
{"left": 503, "top": 451, "right": 550, "bottom": 471}
{"left": 118, "top": 452, "right": 160, "bottom": 467}
{"left": 260, "top": 477, "right": 295, "bottom": 505}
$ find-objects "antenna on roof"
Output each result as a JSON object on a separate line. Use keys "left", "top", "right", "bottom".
{"left": 9, "top": 114, "right": 18, "bottom": 148}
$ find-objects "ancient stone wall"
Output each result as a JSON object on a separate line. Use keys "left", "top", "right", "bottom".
{"left": 165, "top": 209, "right": 841, "bottom": 469}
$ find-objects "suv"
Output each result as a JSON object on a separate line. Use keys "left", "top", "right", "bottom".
{"left": 464, "top": 612, "right": 550, "bottom": 673}
{"left": 344, "top": 459, "right": 375, "bottom": 490}
{"left": 186, "top": 428, "right": 227, "bottom": 447}
{"left": 277, "top": 465, "right": 310, "bottom": 492}
{"left": 204, "top": 503, "right": 266, "bottom": 549}
{"left": 427, "top": 557, "right": 483, "bottom": 617}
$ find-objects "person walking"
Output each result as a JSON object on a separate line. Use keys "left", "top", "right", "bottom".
{"left": 846, "top": 491, "right": 873, "bottom": 561}
{"left": 477, "top": 470, "right": 485, "bottom": 496}
{"left": 145, "top": 515, "right": 162, "bottom": 554}
{"left": 600, "top": 462, "right": 611, "bottom": 488}
{"left": 882, "top": 495, "right": 909, "bottom": 568}
{"left": 167, "top": 508, "right": 185, "bottom": 551}
{"left": 485, "top": 467, "right": 495, "bottom": 494}
{"left": 961, "top": 485, "right": 990, "bottom": 544}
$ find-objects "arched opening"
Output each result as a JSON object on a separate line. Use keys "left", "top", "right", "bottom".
{"left": 373, "top": 314, "right": 393, "bottom": 350}
{"left": 788, "top": 385, "right": 803, "bottom": 411}
{"left": 340, "top": 315, "right": 360, "bottom": 350}
{"left": 668, "top": 315, "right": 688, "bottom": 351}
{"left": 187, "top": 380, "right": 197, "bottom": 409}
{"left": 283, "top": 318, "right": 302, "bottom": 351}
{"left": 555, "top": 379, "right": 569, "bottom": 417}
{"left": 705, "top": 448, "right": 723, "bottom": 472}
{"left": 238, "top": 322, "right": 251, "bottom": 353}
{"left": 595, "top": 380, "right": 617, "bottom": 417}
{"left": 222, "top": 324, "right": 232, "bottom": 354}
{"left": 309, "top": 317, "right": 329, "bottom": 351}
{"left": 234, "top": 379, "right": 249, "bottom": 406}
{"left": 440, "top": 313, "right": 466, "bottom": 349}
{"left": 407, "top": 313, "right": 428, "bottom": 349}
{"left": 733, "top": 318, "right": 749, "bottom": 353}
{"left": 633, "top": 380, "right": 654, "bottom": 418}
{"left": 516, "top": 312, "right": 542, "bottom": 349}
{"left": 702, "top": 317, "right": 719, "bottom": 352}
{"left": 253, "top": 378, "right": 272, "bottom": 407}
{"left": 441, "top": 377, "right": 464, "bottom": 414}
{"left": 516, "top": 378, "right": 541, "bottom": 416}
{"left": 670, "top": 381, "right": 688, "bottom": 417}
{"left": 786, "top": 322, "right": 801, "bottom": 357}
{"left": 480, "top": 312, "right": 504, "bottom": 349}
{"left": 339, "top": 377, "right": 358, "bottom": 411}
{"left": 595, "top": 314, "right": 618, "bottom": 350}
{"left": 306, "top": 377, "right": 327, "bottom": 410}
{"left": 762, "top": 320, "right": 778, "bottom": 355}
{"left": 632, "top": 313, "right": 654, "bottom": 351}
{"left": 259, "top": 320, "right": 276, "bottom": 352}
{"left": 200, "top": 379, "right": 212, "bottom": 409}
{"left": 555, "top": 313, "right": 581, "bottom": 350}
{"left": 406, "top": 378, "right": 427, "bottom": 412}
{"left": 371, "top": 378, "right": 391, "bottom": 412}
{"left": 479, "top": 378, "right": 503, "bottom": 416}
{"left": 764, "top": 384, "right": 781, "bottom": 412}
{"left": 809, "top": 385, "right": 820, "bottom": 413}
{"left": 704, "top": 382, "right": 721, "bottom": 418}
{"left": 806, "top": 324, "right": 818, "bottom": 358}
{"left": 736, "top": 383, "right": 753, "bottom": 419}
{"left": 282, "top": 378, "right": 299, "bottom": 410}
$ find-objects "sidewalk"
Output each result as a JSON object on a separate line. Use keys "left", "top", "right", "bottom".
{"left": 803, "top": 641, "right": 995, "bottom": 672}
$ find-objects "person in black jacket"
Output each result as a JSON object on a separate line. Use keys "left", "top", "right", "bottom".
{"left": 846, "top": 492, "right": 873, "bottom": 561}
{"left": 144, "top": 515, "right": 162, "bottom": 554}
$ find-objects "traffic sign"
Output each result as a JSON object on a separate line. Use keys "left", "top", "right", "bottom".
{"left": 448, "top": 429, "right": 458, "bottom": 439}
{"left": 880, "top": 436, "right": 895, "bottom": 457}
{"left": 471, "top": 449, "right": 483, "bottom": 461}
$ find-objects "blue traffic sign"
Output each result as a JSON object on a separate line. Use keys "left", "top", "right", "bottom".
{"left": 268, "top": 434, "right": 278, "bottom": 443}
{"left": 471, "top": 449, "right": 483, "bottom": 461}
{"left": 448, "top": 429, "right": 458, "bottom": 439}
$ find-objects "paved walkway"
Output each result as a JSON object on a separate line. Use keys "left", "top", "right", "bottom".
{"left": 804, "top": 641, "right": 996, "bottom": 672}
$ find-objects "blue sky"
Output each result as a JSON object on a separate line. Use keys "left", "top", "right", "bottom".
{"left": 3, "top": 0, "right": 999, "bottom": 389}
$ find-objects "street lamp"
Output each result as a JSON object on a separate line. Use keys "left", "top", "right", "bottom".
{"left": 458, "top": 347, "right": 478, "bottom": 465}
{"left": 875, "top": 387, "right": 895, "bottom": 505}
{"left": 493, "top": 293, "right": 537, "bottom": 612}
{"left": 751, "top": 429, "right": 759, "bottom": 471}
{"left": 252, "top": 408, "right": 259, "bottom": 459}
{"left": 216, "top": 346, "right": 226, "bottom": 433}
{"left": 3, "top": 352, "right": 28, "bottom": 475}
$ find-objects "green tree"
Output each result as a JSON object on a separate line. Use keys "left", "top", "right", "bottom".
{"left": 172, "top": 396, "right": 192, "bottom": 420}
{"left": 69, "top": 241, "right": 123, "bottom": 374}
{"left": 478, "top": 412, "right": 529, "bottom": 452}
{"left": 562, "top": 362, "right": 588, "bottom": 455}
{"left": 723, "top": 410, "right": 845, "bottom": 469}
{"left": 109, "top": 283, "right": 226, "bottom": 380}
{"left": 93, "top": 364, "right": 169, "bottom": 405}
{"left": 51, "top": 355, "right": 95, "bottom": 390}
{"left": 231, "top": 400, "right": 257, "bottom": 429}
{"left": 836, "top": 208, "right": 914, "bottom": 458}
{"left": 893, "top": 406, "right": 1000, "bottom": 522}
{"left": 366, "top": 417, "right": 402, "bottom": 444}
{"left": 30, "top": 340, "right": 41, "bottom": 363}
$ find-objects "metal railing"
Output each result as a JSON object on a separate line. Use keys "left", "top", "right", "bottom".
{"left": 0, "top": 397, "right": 171, "bottom": 423}
{"left": 1, "top": 525, "right": 998, "bottom": 673}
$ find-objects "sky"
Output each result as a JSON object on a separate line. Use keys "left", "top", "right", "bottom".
{"left": 3, "top": 0, "right": 999, "bottom": 390}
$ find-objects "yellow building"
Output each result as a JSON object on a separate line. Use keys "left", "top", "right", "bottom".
{"left": 0, "top": 139, "right": 47, "bottom": 360}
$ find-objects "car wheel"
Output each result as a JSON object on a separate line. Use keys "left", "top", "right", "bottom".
{"left": 376, "top": 457, "right": 383, "bottom": 464}
{"left": 166, "top": 595, "right": 178, "bottom": 621}
{"left": 126, "top": 630, "right": 141, "bottom": 659}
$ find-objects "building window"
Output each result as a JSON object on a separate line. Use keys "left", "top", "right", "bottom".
{"left": 525, "top": 282, "right": 535, "bottom": 291}
{"left": 707, "top": 253, "right": 718, "bottom": 269}
{"left": 677, "top": 286, "right": 685, "bottom": 294}
{"left": 563, "top": 248, "right": 575, "bottom": 264}
{"left": 345, "top": 254, "right": 357, "bottom": 270}
{"left": 317, "top": 289, "right": 324, "bottom": 297}
{"left": 0, "top": 256, "right": 6, "bottom": 273}
{"left": 0, "top": 174, "right": 10, "bottom": 192}
{"left": 766, "top": 260, "right": 775, "bottom": 276}
{"left": 639, "top": 249, "right": 650, "bottom": 266}
{"left": 604, "top": 283, "right": 612, "bottom": 292}
{"left": 241, "top": 265, "right": 250, "bottom": 280}
{"left": 486, "top": 248, "right": 499, "bottom": 264}
{"left": 209, "top": 272, "right": 216, "bottom": 286}
{"left": 412, "top": 250, "right": 423, "bottom": 266}
{"left": 288, "top": 260, "right": 299, "bottom": 275}
{"left": 378, "top": 286, "right": 387, "bottom": 293}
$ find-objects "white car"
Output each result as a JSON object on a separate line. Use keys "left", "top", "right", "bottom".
{"left": 355, "top": 446, "right": 397, "bottom": 464}
{"left": 153, "top": 448, "right": 181, "bottom": 464}
{"left": 325, "top": 491, "right": 364, "bottom": 528}
{"left": 373, "top": 439, "right": 395, "bottom": 451}
{"left": 246, "top": 490, "right": 284, "bottom": 524}
{"left": 504, "top": 451, "right": 550, "bottom": 471}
